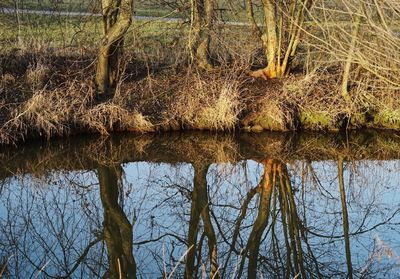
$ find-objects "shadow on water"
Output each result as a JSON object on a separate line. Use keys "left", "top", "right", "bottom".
{"left": 0, "top": 131, "right": 400, "bottom": 278}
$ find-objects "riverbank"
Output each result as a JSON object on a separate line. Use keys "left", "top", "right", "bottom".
{"left": 1, "top": 130, "right": 400, "bottom": 178}
{"left": 1, "top": 50, "right": 399, "bottom": 145}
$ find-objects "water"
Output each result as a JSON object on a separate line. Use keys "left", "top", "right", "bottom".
{"left": 0, "top": 131, "right": 399, "bottom": 278}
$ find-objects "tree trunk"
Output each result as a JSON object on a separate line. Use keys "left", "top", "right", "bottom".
{"left": 250, "top": 0, "right": 312, "bottom": 79}
{"left": 263, "top": 0, "right": 279, "bottom": 78}
{"left": 341, "top": 1, "right": 363, "bottom": 101}
{"left": 189, "top": 0, "right": 214, "bottom": 70}
{"left": 96, "top": 0, "right": 133, "bottom": 95}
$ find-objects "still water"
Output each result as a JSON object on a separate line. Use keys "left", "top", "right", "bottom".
{"left": 0, "top": 131, "right": 399, "bottom": 278}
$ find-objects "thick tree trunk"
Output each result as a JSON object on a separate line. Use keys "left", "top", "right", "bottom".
{"left": 189, "top": 0, "right": 214, "bottom": 70}
{"left": 96, "top": 0, "right": 133, "bottom": 94}
{"left": 250, "top": 0, "right": 312, "bottom": 80}
{"left": 262, "top": 0, "right": 279, "bottom": 78}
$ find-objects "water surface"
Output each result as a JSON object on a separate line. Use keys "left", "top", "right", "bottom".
{"left": 0, "top": 131, "right": 400, "bottom": 278}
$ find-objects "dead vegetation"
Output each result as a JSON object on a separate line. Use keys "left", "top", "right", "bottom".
{"left": 0, "top": 0, "right": 399, "bottom": 144}
{"left": 0, "top": 53, "right": 247, "bottom": 144}
{"left": 168, "top": 70, "right": 244, "bottom": 131}
{"left": 0, "top": 50, "right": 399, "bottom": 145}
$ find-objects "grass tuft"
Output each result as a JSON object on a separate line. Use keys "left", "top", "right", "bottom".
{"left": 25, "top": 61, "right": 51, "bottom": 89}
{"left": 172, "top": 70, "right": 243, "bottom": 131}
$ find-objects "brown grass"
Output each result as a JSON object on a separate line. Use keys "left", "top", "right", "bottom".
{"left": 26, "top": 61, "right": 51, "bottom": 89}
{"left": 1, "top": 0, "right": 400, "bottom": 144}
{"left": 82, "top": 103, "right": 154, "bottom": 134}
{"left": 301, "top": 0, "right": 400, "bottom": 127}
{"left": 0, "top": 74, "right": 155, "bottom": 144}
{"left": 170, "top": 70, "right": 244, "bottom": 131}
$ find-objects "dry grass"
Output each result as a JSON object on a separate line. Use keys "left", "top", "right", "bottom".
{"left": 25, "top": 61, "right": 51, "bottom": 89}
{"left": 167, "top": 69, "right": 244, "bottom": 131}
{"left": 0, "top": 76, "right": 155, "bottom": 144}
{"left": 82, "top": 103, "right": 154, "bottom": 134}
{"left": 1, "top": 81, "right": 92, "bottom": 142}
{"left": 302, "top": 0, "right": 400, "bottom": 126}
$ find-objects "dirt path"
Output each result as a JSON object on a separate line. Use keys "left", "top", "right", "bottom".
{"left": 0, "top": 7, "right": 249, "bottom": 25}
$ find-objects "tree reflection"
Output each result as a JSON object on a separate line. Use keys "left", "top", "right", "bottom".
{"left": 0, "top": 146, "right": 399, "bottom": 278}
{"left": 98, "top": 164, "right": 137, "bottom": 279}
{"left": 185, "top": 163, "right": 219, "bottom": 279}
{"left": 338, "top": 157, "right": 353, "bottom": 279}
{"left": 237, "top": 159, "right": 275, "bottom": 279}
{"left": 224, "top": 159, "right": 322, "bottom": 279}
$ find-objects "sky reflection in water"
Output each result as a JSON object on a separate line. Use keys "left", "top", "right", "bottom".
{"left": 0, "top": 132, "right": 399, "bottom": 278}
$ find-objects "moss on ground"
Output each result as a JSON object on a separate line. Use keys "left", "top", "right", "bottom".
{"left": 299, "top": 110, "right": 335, "bottom": 130}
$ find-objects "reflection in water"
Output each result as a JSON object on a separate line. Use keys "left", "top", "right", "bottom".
{"left": 185, "top": 163, "right": 218, "bottom": 279}
{"left": 0, "top": 133, "right": 400, "bottom": 278}
{"left": 233, "top": 160, "right": 315, "bottom": 279}
{"left": 98, "top": 165, "right": 136, "bottom": 279}
{"left": 338, "top": 157, "right": 353, "bottom": 279}
{"left": 237, "top": 160, "right": 274, "bottom": 279}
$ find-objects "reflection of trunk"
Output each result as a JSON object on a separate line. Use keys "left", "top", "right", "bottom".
{"left": 247, "top": 159, "right": 275, "bottom": 279}
{"left": 234, "top": 159, "right": 310, "bottom": 278}
{"left": 237, "top": 159, "right": 276, "bottom": 278}
{"left": 96, "top": 0, "right": 133, "bottom": 94}
{"left": 98, "top": 165, "right": 137, "bottom": 279}
{"left": 278, "top": 163, "right": 306, "bottom": 279}
{"left": 338, "top": 157, "right": 353, "bottom": 279}
{"left": 221, "top": 186, "right": 259, "bottom": 278}
{"left": 189, "top": 0, "right": 214, "bottom": 70}
{"left": 185, "top": 163, "right": 218, "bottom": 279}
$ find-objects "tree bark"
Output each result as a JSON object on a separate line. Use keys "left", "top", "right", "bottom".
{"left": 261, "top": 0, "right": 279, "bottom": 78}
{"left": 250, "top": 1, "right": 312, "bottom": 79}
{"left": 189, "top": 0, "right": 214, "bottom": 70}
{"left": 96, "top": 0, "right": 133, "bottom": 95}
{"left": 341, "top": 1, "right": 363, "bottom": 101}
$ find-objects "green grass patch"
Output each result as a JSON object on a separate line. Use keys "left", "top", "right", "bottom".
{"left": 0, "top": 12, "right": 186, "bottom": 52}
{"left": 1, "top": 0, "right": 184, "bottom": 18}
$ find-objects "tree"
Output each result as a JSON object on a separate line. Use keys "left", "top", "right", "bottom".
{"left": 188, "top": 0, "right": 214, "bottom": 70}
{"left": 96, "top": 0, "right": 134, "bottom": 94}
{"left": 250, "top": 0, "right": 313, "bottom": 79}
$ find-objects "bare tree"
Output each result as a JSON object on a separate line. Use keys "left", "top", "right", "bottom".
{"left": 95, "top": 0, "right": 134, "bottom": 94}
{"left": 250, "top": 0, "right": 313, "bottom": 79}
{"left": 188, "top": 0, "right": 214, "bottom": 70}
